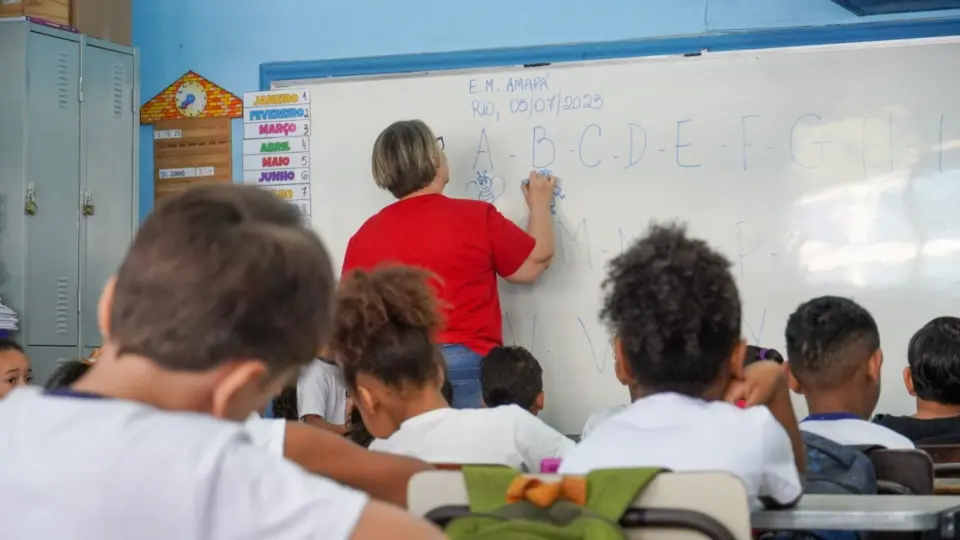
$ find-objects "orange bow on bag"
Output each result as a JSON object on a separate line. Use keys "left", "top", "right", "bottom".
{"left": 505, "top": 476, "right": 587, "bottom": 508}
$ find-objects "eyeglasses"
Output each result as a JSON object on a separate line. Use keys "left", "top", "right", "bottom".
{"left": 436, "top": 136, "right": 445, "bottom": 150}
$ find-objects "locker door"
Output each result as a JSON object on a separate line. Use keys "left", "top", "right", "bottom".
{"left": 27, "top": 345, "right": 81, "bottom": 387}
{"left": 79, "top": 44, "right": 134, "bottom": 349}
{"left": 24, "top": 32, "right": 81, "bottom": 347}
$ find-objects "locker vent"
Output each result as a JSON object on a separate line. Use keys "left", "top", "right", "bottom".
{"left": 56, "top": 53, "right": 70, "bottom": 109}
{"left": 111, "top": 65, "right": 125, "bottom": 119}
{"left": 55, "top": 277, "right": 70, "bottom": 335}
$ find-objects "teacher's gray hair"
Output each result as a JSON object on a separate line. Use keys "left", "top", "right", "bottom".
{"left": 371, "top": 120, "right": 440, "bottom": 199}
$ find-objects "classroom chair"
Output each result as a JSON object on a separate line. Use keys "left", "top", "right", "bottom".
{"left": 862, "top": 448, "right": 934, "bottom": 495}
{"left": 917, "top": 445, "right": 960, "bottom": 478}
{"left": 407, "top": 470, "right": 751, "bottom": 540}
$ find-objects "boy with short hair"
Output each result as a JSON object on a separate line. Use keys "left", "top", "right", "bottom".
{"left": 560, "top": 223, "right": 804, "bottom": 508}
{"left": 480, "top": 345, "right": 545, "bottom": 415}
{"left": 785, "top": 295, "right": 913, "bottom": 449}
{"left": 0, "top": 185, "right": 441, "bottom": 539}
{"left": 874, "top": 316, "right": 960, "bottom": 444}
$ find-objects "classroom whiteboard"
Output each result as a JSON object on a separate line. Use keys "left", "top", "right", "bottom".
{"left": 275, "top": 37, "right": 960, "bottom": 434}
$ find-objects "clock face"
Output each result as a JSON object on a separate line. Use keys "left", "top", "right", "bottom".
{"left": 175, "top": 81, "right": 208, "bottom": 117}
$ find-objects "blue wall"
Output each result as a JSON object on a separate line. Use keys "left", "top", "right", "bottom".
{"left": 133, "top": 0, "right": 960, "bottom": 219}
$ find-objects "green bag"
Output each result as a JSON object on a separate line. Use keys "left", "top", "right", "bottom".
{"left": 444, "top": 466, "right": 665, "bottom": 540}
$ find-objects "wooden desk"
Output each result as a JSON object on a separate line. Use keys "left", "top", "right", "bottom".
{"left": 752, "top": 495, "right": 960, "bottom": 532}
{"left": 936, "top": 478, "right": 960, "bottom": 495}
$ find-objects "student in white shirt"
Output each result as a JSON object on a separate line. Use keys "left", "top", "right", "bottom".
{"left": 580, "top": 404, "right": 627, "bottom": 440}
{"left": 45, "top": 357, "right": 432, "bottom": 509}
{"left": 0, "top": 185, "right": 441, "bottom": 540}
{"left": 785, "top": 296, "right": 914, "bottom": 450}
{"left": 331, "top": 266, "right": 574, "bottom": 471}
{"left": 299, "top": 356, "right": 349, "bottom": 434}
{"left": 559, "top": 224, "right": 805, "bottom": 508}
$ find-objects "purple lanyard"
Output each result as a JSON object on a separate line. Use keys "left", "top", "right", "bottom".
{"left": 801, "top": 412, "right": 859, "bottom": 422}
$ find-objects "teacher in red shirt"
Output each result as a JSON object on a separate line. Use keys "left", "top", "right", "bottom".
{"left": 341, "top": 120, "right": 556, "bottom": 408}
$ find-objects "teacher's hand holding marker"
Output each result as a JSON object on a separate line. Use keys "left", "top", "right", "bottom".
{"left": 517, "top": 170, "right": 557, "bottom": 281}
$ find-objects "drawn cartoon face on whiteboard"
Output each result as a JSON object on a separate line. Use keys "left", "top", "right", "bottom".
{"left": 466, "top": 170, "right": 505, "bottom": 204}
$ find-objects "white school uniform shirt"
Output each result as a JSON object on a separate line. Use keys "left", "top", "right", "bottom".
{"left": 298, "top": 359, "right": 347, "bottom": 424}
{"left": 244, "top": 413, "right": 287, "bottom": 456}
{"left": 800, "top": 413, "right": 914, "bottom": 449}
{"left": 0, "top": 387, "right": 368, "bottom": 540}
{"left": 580, "top": 405, "right": 628, "bottom": 440}
{"left": 369, "top": 405, "right": 575, "bottom": 471}
{"left": 559, "top": 392, "right": 802, "bottom": 507}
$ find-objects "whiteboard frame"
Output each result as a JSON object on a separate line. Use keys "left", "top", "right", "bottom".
{"left": 259, "top": 17, "right": 960, "bottom": 90}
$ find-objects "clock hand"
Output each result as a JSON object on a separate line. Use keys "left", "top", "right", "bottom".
{"left": 179, "top": 94, "right": 195, "bottom": 109}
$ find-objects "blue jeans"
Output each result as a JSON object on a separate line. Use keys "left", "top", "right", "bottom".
{"left": 441, "top": 344, "right": 482, "bottom": 409}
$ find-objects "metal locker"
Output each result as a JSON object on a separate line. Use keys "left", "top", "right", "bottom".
{"left": 79, "top": 42, "right": 135, "bottom": 348}
{"left": 24, "top": 31, "right": 81, "bottom": 347}
{"left": 0, "top": 24, "right": 29, "bottom": 337}
{"left": 28, "top": 345, "right": 80, "bottom": 388}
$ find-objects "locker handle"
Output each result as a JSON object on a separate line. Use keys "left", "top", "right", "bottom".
{"left": 24, "top": 183, "right": 37, "bottom": 216}
{"left": 81, "top": 190, "right": 95, "bottom": 217}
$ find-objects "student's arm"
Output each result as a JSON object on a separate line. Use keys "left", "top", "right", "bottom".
{"left": 302, "top": 416, "right": 349, "bottom": 435}
{"left": 735, "top": 360, "right": 805, "bottom": 475}
{"left": 283, "top": 421, "right": 433, "bottom": 508}
{"left": 756, "top": 406, "right": 804, "bottom": 509}
{"left": 766, "top": 378, "right": 806, "bottom": 475}
{"left": 511, "top": 406, "right": 576, "bottom": 470}
{"left": 350, "top": 500, "right": 445, "bottom": 540}
{"left": 214, "top": 441, "right": 442, "bottom": 539}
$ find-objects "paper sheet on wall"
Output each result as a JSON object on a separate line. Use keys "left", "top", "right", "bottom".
{"left": 241, "top": 89, "right": 313, "bottom": 225}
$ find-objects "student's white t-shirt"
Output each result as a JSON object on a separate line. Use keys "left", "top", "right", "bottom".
{"left": 369, "top": 405, "right": 574, "bottom": 471}
{"left": 0, "top": 387, "right": 368, "bottom": 540}
{"left": 244, "top": 413, "right": 286, "bottom": 457}
{"left": 559, "top": 393, "right": 802, "bottom": 506}
{"left": 298, "top": 359, "right": 347, "bottom": 424}
{"left": 580, "top": 405, "right": 627, "bottom": 440}
{"left": 800, "top": 417, "right": 915, "bottom": 449}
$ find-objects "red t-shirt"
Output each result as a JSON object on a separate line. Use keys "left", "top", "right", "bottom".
{"left": 341, "top": 194, "right": 535, "bottom": 355}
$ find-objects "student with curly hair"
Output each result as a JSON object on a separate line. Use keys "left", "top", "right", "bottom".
{"left": 560, "top": 223, "right": 804, "bottom": 508}
{"left": 580, "top": 344, "right": 786, "bottom": 439}
{"left": 874, "top": 317, "right": 960, "bottom": 444}
{"left": 785, "top": 296, "right": 912, "bottom": 449}
{"left": 332, "top": 266, "right": 573, "bottom": 471}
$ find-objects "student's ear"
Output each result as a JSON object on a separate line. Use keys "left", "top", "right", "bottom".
{"left": 356, "top": 384, "right": 377, "bottom": 415}
{"left": 534, "top": 391, "right": 545, "bottom": 415}
{"left": 903, "top": 366, "right": 916, "bottom": 396}
{"left": 97, "top": 276, "right": 117, "bottom": 338}
{"left": 728, "top": 339, "right": 747, "bottom": 379}
{"left": 867, "top": 349, "right": 883, "bottom": 382}
{"left": 785, "top": 362, "right": 804, "bottom": 395}
{"left": 211, "top": 360, "right": 272, "bottom": 421}
{"left": 613, "top": 337, "right": 635, "bottom": 386}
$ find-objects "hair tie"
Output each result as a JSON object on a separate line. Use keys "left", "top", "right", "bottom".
{"left": 758, "top": 348, "right": 769, "bottom": 360}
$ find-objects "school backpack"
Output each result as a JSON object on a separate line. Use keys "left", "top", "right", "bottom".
{"left": 761, "top": 432, "right": 877, "bottom": 540}
{"left": 440, "top": 466, "right": 664, "bottom": 540}
{"left": 802, "top": 431, "right": 878, "bottom": 495}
